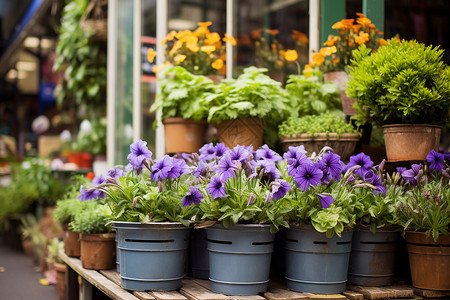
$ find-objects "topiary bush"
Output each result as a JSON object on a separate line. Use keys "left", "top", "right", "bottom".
{"left": 347, "top": 39, "right": 450, "bottom": 127}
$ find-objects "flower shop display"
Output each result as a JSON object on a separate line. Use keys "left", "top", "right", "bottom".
{"left": 278, "top": 113, "right": 360, "bottom": 160}
{"left": 306, "top": 13, "right": 386, "bottom": 115}
{"left": 161, "top": 21, "right": 236, "bottom": 76}
{"left": 205, "top": 67, "right": 289, "bottom": 149}
{"left": 346, "top": 39, "right": 450, "bottom": 161}
{"left": 79, "top": 140, "right": 198, "bottom": 291}
{"left": 397, "top": 151, "right": 450, "bottom": 290}
{"left": 150, "top": 66, "right": 215, "bottom": 154}
{"left": 70, "top": 200, "right": 115, "bottom": 270}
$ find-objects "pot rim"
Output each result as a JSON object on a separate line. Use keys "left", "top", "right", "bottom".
{"left": 112, "top": 221, "right": 190, "bottom": 229}
{"left": 382, "top": 124, "right": 443, "bottom": 129}
{"left": 162, "top": 117, "right": 207, "bottom": 125}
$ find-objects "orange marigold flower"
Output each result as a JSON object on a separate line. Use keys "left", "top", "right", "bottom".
{"left": 174, "top": 54, "right": 186, "bottom": 64}
{"left": 251, "top": 28, "right": 262, "bottom": 39}
{"left": 332, "top": 58, "right": 340, "bottom": 64}
{"left": 369, "top": 24, "right": 376, "bottom": 28}
{"left": 352, "top": 24, "right": 362, "bottom": 33}
{"left": 86, "top": 172, "right": 95, "bottom": 180}
{"left": 355, "top": 31, "right": 369, "bottom": 45}
{"left": 319, "top": 46, "right": 337, "bottom": 56}
{"left": 271, "top": 43, "right": 277, "bottom": 53}
{"left": 324, "top": 36, "right": 338, "bottom": 46}
{"left": 356, "top": 12, "right": 367, "bottom": 18}
{"left": 206, "top": 32, "right": 221, "bottom": 44}
{"left": 223, "top": 33, "right": 237, "bottom": 46}
{"left": 357, "top": 16, "right": 372, "bottom": 26}
{"left": 292, "top": 30, "right": 309, "bottom": 44}
{"left": 147, "top": 48, "right": 156, "bottom": 63}
{"left": 197, "top": 21, "right": 212, "bottom": 27}
{"left": 284, "top": 49, "right": 298, "bottom": 62}
{"left": 266, "top": 29, "right": 279, "bottom": 35}
{"left": 377, "top": 38, "right": 388, "bottom": 46}
{"left": 212, "top": 59, "right": 224, "bottom": 70}
{"left": 312, "top": 53, "right": 325, "bottom": 66}
{"left": 332, "top": 19, "right": 354, "bottom": 30}
{"left": 200, "top": 45, "right": 216, "bottom": 54}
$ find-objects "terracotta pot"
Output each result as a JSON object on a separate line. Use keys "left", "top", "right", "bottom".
{"left": 163, "top": 117, "right": 207, "bottom": 154}
{"left": 405, "top": 231, "right": 450, "bottom": 290}
{"left": 80, "top": 233, "right": 116, "bottom": 270}
{"left": 324, "top": 71, "right": 358, "bottom": 116}
{"left": 215, "top": 118, "right": 264, "bottom": 149}
{"left": 382, "top": 124, "right": 441, "bottom": 162}
{"left": 22, "top": 238, "right": 34, "bottom": 256}
{"left": 63, "top": 228, "right": 81, "bottom": 257}
{"left": 54, "top": 262, "right": 67, "bottom": 300}
{"left": 279, "top": 133, "right": 360, "bottom": 161}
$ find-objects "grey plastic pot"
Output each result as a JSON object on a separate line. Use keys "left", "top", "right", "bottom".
{"left": 206, "top": 223, "right": 275, "bottom": 296}
{"left": 348, "top": 226, "right": 400, "bottom": 286}
{"left": 285, "top": 225, "right": 353, "bottom": 294}
{"left": 113, "top": 221, "right": 190, "bottom": 291}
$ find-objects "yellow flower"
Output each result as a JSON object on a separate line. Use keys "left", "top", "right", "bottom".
{"left": 312, "top": 53, "right": 325, "bottom": 66}
{"left": 284, "top": 49, "right": 298, "bottom": 62}
{"left": 206, "top": 32, "right": 221, "bottom": 45}
{"left": 175, "top": 30, "right": 193, "bottom": 41}
{"left": 292, "top": 30, "right": 309, "bottom": 44}
{"left": 276, "top": 60, "right": 284, "bottom": 67}
{"left": 169, "top": 40, "right": 183, "bottom": 56}
{"left": 197, "top": 21, "right": 212, "bottom": 27}
{"left": 355, "top": 31, "right": 369, "bottom": 45}
{"left": 223, "top": 33, "right": 237, "bottom": 46}
{"left": 332, "top": 19, "right": 354, "bottom": 30}
{"left": 174, "top": 54, "right": 186, "bottom": 64}
{"left": 160, "top": 30, "right": 176, "bottom": 45}
{"left": 211, "top": 59, "right": 224, "bottom": 70}
{"left": 186, "top": 42, "right": 199, "bottom": 52}
{"left": 194, "top": 26, "right": 209, "bottom": 37}
{"left": 377, "top": 38, "right": 388, "bottom": 46}
{"left": 201, "top": 45, "right": 216, "bottom": 54}
{"left": 303, "top": 64, "right": 314, "bottom": 77}
{"left": 324, "top": 36, "right": 338, "bottom": 46}
{"left": 183, "top": 35, "right": 198, "bottom": 44}
{"left": 147, "top": 48, "right": 156, "bottom": 63}
{"left": 319, "top": 46, "right": 337, "bottom": 56}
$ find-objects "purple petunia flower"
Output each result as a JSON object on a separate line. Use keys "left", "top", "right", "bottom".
{"left": 107, "top": 168, "right": 126, "bottom": 180}
{"left": 150, "top": 155, "right": 173, "bottom": 181}
{"left": 206, "top": 175, "right": 226, "bottom": 199}
{"left": 199, "top": 143, "right": 216, "bottom": 161}
{"left": 217, "top": 153, "right": 239, "bottom": 181}
{"left": 283, "top": 145, "right": 307, "bottom": 164}
{"left": 181, "top": 187, "right": 204, "bottom": 207}
{"left": 319, "top": 152, "right": 343, "bottom": 181}
{"left": 396, "top": 167, "right": 407, "bottom": 176}
{"left": 271, "top": 180, "right": 291, "bottom": 201}
{"left": 77, "top": 186, "right": 102, "bottom": 201}
{"left": 316, "top": 193, "right": 335, "bottom": 209}
{"left": 255, "top": 144, "right": 282, "bottom": 162}
{"left": 402, "top": 164, "right": 422, "bottom": 186}
{"left": 254, "top": 159, "right": 281, "bottom": 181}
{"left": 364, "top": 171, "right": 386, "bottom": 197}
{"left": 347, "top": 153, "right": 374, "bottom": 177}
{"left": 293, "top": 163, "right": 323, "bottom": 191}
{"left": 214, "top": 143, "right": 229, "bottom": 158}
{"left": 127, "top": 140, "right": 152, "bottom": 173}
{"left": 427, "top": 150, "right": 445, "bottom": 171}
{"left": 287, "top": 151, "right": 312, "bottom": 177}
{"left": 167, "top": 158, "right": 190, "bottom": 179}
{"left": 192, "top": 160, "right": 208, "bottom": 178}
{"left": 228, "top": 145, "right": 252, "bottom": 164}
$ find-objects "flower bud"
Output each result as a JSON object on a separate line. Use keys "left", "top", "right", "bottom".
{"left": 132, "top": 196, "right": 139, "bottom": 208}
{"left": 158, "top": 181, "right": 163, "bottom": 192}
{"left": 247, "top": 193, "right": 255, "bottom": 206}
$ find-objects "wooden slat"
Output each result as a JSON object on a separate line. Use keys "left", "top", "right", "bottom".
{"left": 180, "top": 279, "right": 230, "bottom": 300}
{"left": 413, "top": 287, "right": 450, "bottom": 299}
{"left": 231, "top": 296, "right": 265, "bottom": 300}
{"left": 59, "top": 250, "right": 139, "bottom": 300}
{"left": 346, "top": 285, "right": 414, "bottom": 300}
{"left": 302, "top": 293, "right": 346, "bottom": 300}
{"left": 150, "top": 291, "right": 188, "bottom": 300}
{"left": 264, "top": 287, "right": 309, "bottom": 300}
{"left": 342, "top": 290, "right": 363, "bottom": 300}
{"left": 191, "top": 279, "right": 213, "bottom": 290}
{"left": 101, "top": 270, "right": 156, "bottom": 300}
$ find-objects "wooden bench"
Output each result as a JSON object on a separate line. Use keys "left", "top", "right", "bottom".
{"left": 59, "top": 250, "right": 426, "bottom": 300}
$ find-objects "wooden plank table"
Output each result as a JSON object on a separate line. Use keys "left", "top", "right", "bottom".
{"left": 59, "top": 250, "right": 422, "bottom": 300}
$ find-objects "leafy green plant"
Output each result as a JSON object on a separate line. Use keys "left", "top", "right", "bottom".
{"left": 76, "top": 118, "right": 107, "bottom": 156}
{"left": 46, "top": 237, "right": 64, "bottom": 264}
{"left": 53, "top": 198, "right": 85, "bottom": 227}
{"left": 70, "top": 201, "right": 113, "bottom": 234}
{"left": 150, "top": 66, "right": 216, "bottom": 125}
{"left": 347, "top": 39, "right": 450, "bottom": 127}
{"left": 285, "top": 71, "right": 342, "bottom": 117}
{"left": 53, "top": 0, "right": 106, "bottom": 118}
{"left": 279, "top": 113, "right": 360, "bottom": 137}
{"left": 205, "top": 67, "right": 288, "bottom": 123}
{"left": 19, "top": 215, "right": 46, "bottom": 262}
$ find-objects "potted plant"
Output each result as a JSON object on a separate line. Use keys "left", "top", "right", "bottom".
{"left": 306, "top": 13, "right": 386, "bottom": 116}
{"left": 45, "top": 237, "right": 66, "bottom": 300}
{"left": 195, "top": 143, "right": 289, "bottom": 295}
{"left": 278, "top": 113, "right": 361, "bottom": 161}
{"left": 205, "top": 66, "right": 289, "bottom": 149}
{"left": 346, "top": 39, "right": 450, "bottom": 161}
{"left": 150, "top": 66, "right": 216, "bottom": 154}
{"left": 70, "top": 200, "right": 115, "bottom": 270}
{"left": 76, "top": 118, "right": 107, "bottom": 173}
{"left": 397, "top": 150, "right": 450, "bottom": 291}
{"left": 79, "top": 140, "right": 199, "bottom": 291}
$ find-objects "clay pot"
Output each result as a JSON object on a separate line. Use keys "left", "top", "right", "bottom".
{"left": 324, "top": 71, "right": 358, "bottom": 116}
{"left": 54, "top": 262, "right": 67, "bottom": 300}
{"left": 215, "top": 118, "right": 264, "bottom": 149}
{"left": 80, "top": 233, "right": 116, "bottom": 270}
{"left": 63, "top": 228, "right": 81, "bottom": 257}
{"left": 382, "top": 124, "right": 441, "bottom": 162}
{"left": 163, "top": 117, "right": 207, "bottom": 154}
{"left": 405, "top": 231, "right": 450, "bottom": 290}
{"left": 22, "top": 238, "right": 34, "bottom": 256}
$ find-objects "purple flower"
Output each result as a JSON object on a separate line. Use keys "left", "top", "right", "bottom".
{"left": 181, "top": 187, "right": 203, "bottom": 207}
{"left": 127, "top": 140, "right": 152, "bottom": 173}
{"left": 293, "top": 164, "right": 323, "bottom": 191}
{"left": 265, "top": 191, "right": 271, "bottom": 203}
{"left": 193, "top": 160, "right": 208, "bottom": 178}
{"left": 427, "top": 150, "right": 445, "bottom": 171}
{"left": 228, "top": 145, "right": 252, "bottom": 164}
{"left": 402, "top": 164, "right": 422, "bottom": 186}
{"left": 283, "top": 145, "right": 307, "bottom": 164}
{"left": 107, "top": 168, "right": 126, "bottom": 180}
{"left": 206, "top": 175, "right": 226, "bottom": 199}
{"left": 217, "top": 153, "right": 239, "bottom": 181}
{"left": 319, "top": 152, "right": 343, "bottom": 181}
{"left": 167, "top": 158, "right": 190, "bottom": 179}
{"left": 271, "top": 180, "right": 291, "bottom": 201}
{"left": 316, "top": 193, "right": 335, "bottom": 209}
{"left": 77, "top": 186, "right": 102, "bottom": 201}
{"left": 247, "top": 193, "right": 255, "bottom": 206}
{"left": 199, "top": 143, "right": 216, "bottom": 161}
{"left": 255, "top": 144, "right": 282, "bottom": 162}
{"left": 214, "top": 143, "right": 228, "bottom": 158}
{"left": 364, "top": 171, "right": 386, "bottom": 197}
{"left": 396, "top": 167, "right": 407, "bottom": 176}
{"left": 287, "top": 151, "right": 312, "bottom": 177}
{"left": 150, "top": 155, "right": 173, "bottom": 181}
{"left": 254, "top": 160, "right": 281, "bottom": 181}
{"left": 347, "top": 153, "right": 374, "bottom": 177}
